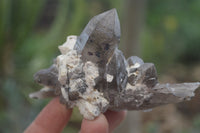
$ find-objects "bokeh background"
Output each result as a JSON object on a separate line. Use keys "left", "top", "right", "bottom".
{"left": 0, "top": 0, "right": 200, "bottom": 133}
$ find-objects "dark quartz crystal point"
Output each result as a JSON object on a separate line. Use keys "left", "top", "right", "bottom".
{"left": 135, "top": 63, "right": 158, "bottom": 88}
{"left": 127, "top": 56, "right": 144, "bottom": 67}
{"left": 34, "top": 64, "right": 60, "bottom": 91}
{"left": 76, "top": 9, "right": 120, "bottom": 66}
{"left": 106, "top": 49, "right": 128, "bottom": 92}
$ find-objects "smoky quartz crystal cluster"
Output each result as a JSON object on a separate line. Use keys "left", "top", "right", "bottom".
{"left": 30, "top": 9, "right": 200, "bottom": 120}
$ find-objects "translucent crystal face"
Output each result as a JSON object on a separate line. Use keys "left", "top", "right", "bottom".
{"left": 31, "top": 9, "right": 200, "bottom": 120}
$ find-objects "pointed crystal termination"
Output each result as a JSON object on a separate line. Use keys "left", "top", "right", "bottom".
{"left": 127, "top": 63, "right": 158, "bottom": 88}
{"left": 106, "top": 49, "right": 128, "bottom": 92}
{"left": 33, "top": 64, "right": 61, "bottom": 92}
{"left": 127, "top": 56, "right": 144, "bottom": 67}
{"left": 126, "top": 56, "right": 157, "bottom": 88}
{"left": 103, "top": 49, "right": 128, "bottom": 105}
{"left": 75, "top": 9, "right": 120, "bottom": 65}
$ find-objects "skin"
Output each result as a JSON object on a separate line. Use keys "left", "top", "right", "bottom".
{"left": 24, "top": 97, "right": 126, "bottom": 133}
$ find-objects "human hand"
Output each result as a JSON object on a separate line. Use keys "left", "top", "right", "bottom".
{"left": 24, "top": 97, "right": 126, "bottom": 133}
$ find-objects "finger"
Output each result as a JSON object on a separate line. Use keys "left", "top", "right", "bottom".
{"left": 24, "top": 97, "right": 72, "bottom": 133}
{"left": 104, "top": 110, "right": 127, "bottom": 133}
{"left": 80, "top": 114, "right": 109, "bottom": 133}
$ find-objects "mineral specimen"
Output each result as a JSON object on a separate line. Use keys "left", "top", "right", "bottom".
{"left": 30, "top": 9, "right": 200, "bottom": 120}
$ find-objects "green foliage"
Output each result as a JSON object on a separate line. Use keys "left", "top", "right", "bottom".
{"left": 141, "top": 0, "right": 200, "bottom": 70}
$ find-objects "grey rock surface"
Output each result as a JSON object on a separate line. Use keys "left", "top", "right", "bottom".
{"left": 30, "top": 9, "right": 200, "bottom": 120}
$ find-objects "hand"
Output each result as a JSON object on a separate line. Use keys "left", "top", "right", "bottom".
{"left": 24, "top": 97, "right": 126, "bottom": 133}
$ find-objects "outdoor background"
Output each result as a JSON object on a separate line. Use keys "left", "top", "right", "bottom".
{"left": 0, "top": 0, "right": 200, "bottom": 133}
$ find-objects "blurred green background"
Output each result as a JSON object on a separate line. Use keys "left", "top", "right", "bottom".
{"left": 0, "top": 0, "right": 200, "bottom": 133}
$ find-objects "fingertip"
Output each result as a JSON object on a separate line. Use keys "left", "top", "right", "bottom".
{"left": 80, "top": 114, "right": 109, "bottom": 133}
{"left": 24, "top": 97, "right": 73, "bottom": 133}
{"left": 104, "top": 110, "right": 127, "bottom": 132}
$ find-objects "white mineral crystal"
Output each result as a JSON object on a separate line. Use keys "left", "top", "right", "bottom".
{"left": 83, "top": 61, "right": 99, "bottom": 86}
{"left": 58, "top": 35, "right": 77, "bottom": 54}
{"left": 56, "top": 37, "right": 109, "bottom": 120}
{"left": 106, "top": 74, "right": 114, "bottom": 82}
